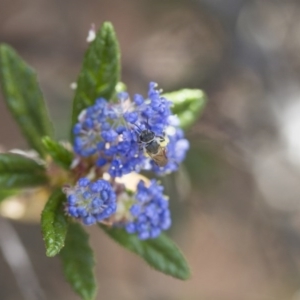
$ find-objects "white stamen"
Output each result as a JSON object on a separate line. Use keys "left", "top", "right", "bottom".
{"left": 86, "top": 23, "right": 96, "bottom": 43}
{"left": 166, "top": 126, "right": 176, "bottom": 136}
{"left": 70, "top": 82, "right": 77, "bottom": 90}
{"left": 78, "top": 109, "right": 87, "bottom": 122}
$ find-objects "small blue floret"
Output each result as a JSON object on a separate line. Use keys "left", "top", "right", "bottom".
{"left": 63, "top": 178, "right": 116, "bottom": 225}
{"left": 122, "top": 180, "right": 171, "bottom": 240}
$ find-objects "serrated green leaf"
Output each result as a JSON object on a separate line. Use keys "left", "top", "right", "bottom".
{"left": 0, "top": 153, "right": 47, "bottom": 188}
{"left": 101, "top": 226, "right": 190, "bottom": 280}
{"left": 0, "top": 44, "right": 54, "bottom": 156}
{"left": 60, "top": 223, "right": 96, "bottom": 300}
{"left": 42, "top": 137, "right": 73, "bottom": 170}
{"left": 71, "top": 22, "right": 120, "bottom": 128}
{"left": 41, "top": 189, "right": 68, "bottom": 257}
{"left": 163, "top": 89, "right": 207, "bottom": 130}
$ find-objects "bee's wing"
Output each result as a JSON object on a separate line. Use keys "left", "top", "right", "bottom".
{"left": 148, "top": 147, "right": 168, "bottom": 167}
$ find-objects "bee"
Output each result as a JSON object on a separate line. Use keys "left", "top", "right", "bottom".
{"left": 138, "top": 128, "right": 169, "bottom": 167}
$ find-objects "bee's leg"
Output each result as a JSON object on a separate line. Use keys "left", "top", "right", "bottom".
{"left": 157, "top": 135, "right": 168, "bottom": 147}
{"left": 143, "top": 150, "right": 150, "bottom": 158}
{"left": 138, "top": 142, "right": 149, "bottom": 157}
{"left": 137, "top": 140, "right": 144, "bottom": 153}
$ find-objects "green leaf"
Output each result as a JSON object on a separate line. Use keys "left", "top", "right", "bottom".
{"left": 71, "top": 22, "right": 120, "bottom": 128}
{"left": 0, "top": 44, "right": 54, "bottom": 156}
{"left": 41, "top": 189, "right": 68, "bottom": 257}
{"left": 60, "top": 223, "right": 96, "bottom": 300}
{"left": 163, "top": 89, "right": 207, "bottom": 130}
{"left": 0, "top": 189, "right": 18, "bottom": 203}
{"left": 0, "top": 153, "right": 47, "bottom": 188}
{"left": 101, "top": 226, "right": 190, "bottom": 280}
{"left": 42, "top": 137, "right": 73, "bottom": 170}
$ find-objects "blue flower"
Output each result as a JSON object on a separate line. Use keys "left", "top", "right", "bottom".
{"left": 73, "top": 98, "right": 110, "bottom": 157}
{"left": 122, "top": 180, "right": 171, "bottom": 240}
{"left": 73, "top": 82, "right": 188, "bottom": 177}
{"left": 63, "top": 178, "right": 117, "bottom": 225}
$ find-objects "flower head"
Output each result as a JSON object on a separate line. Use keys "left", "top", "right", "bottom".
{"left": 73, "top": 82, "right": 189, "bottom": 177}
{"left": 63, "top": 178, "right": 117, "bottom": 225}
{"left": 121, "top": 180, "right": 171, "bottom": 240}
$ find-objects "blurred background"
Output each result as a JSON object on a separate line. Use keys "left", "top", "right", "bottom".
{"left": 1, "top": 0, "right": 300, "bottom": 299}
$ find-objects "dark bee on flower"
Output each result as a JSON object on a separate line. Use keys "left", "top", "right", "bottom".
{"left": 138, "top": 127, "right": 169, "bottom": 167}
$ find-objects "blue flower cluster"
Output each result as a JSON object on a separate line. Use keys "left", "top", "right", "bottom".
{"left": 64, "top": 178, "right": 117, "bottom": 225}
{"left": 73, "top": 82, "right": 189, "bottom": 176}
{"left": 123, "top": 180, "right": 171, "bottom": 240}
{"left": 66, "top": 82, "right": 190, "bottom": 239}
